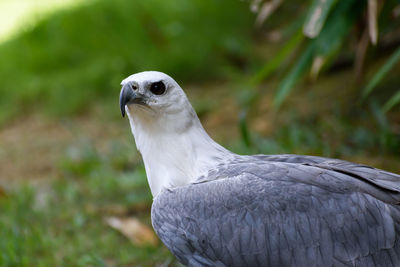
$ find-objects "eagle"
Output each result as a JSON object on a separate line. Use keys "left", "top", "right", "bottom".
{"left": 119, "top": 71, "right": 400, "bottom": 267}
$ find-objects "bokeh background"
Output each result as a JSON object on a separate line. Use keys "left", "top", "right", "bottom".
{"left": 0, "top": 0, "right": 399, "bottom": 266}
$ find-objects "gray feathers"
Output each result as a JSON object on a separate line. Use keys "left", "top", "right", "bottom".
{"left": 151, "top": 155, "right": 400, "bottom": 266}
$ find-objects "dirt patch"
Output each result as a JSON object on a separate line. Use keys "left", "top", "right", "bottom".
{"left": 0, "top": 115, "right": 69, "bottom": 183}
{"left": 0, "top": 112, "right": 129, "bottom": 185}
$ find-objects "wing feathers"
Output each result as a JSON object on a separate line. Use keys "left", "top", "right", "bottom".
{"left": 152, "top": 157, "right": 400, "bottom": 266}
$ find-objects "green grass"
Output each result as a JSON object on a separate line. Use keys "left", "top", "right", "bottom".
{"left": 0, "top": 178, "right": 174, "bottom": 266}
{"left": 0, "top": 0, "right": 253, "bottom": 124}
{"left": 0, "top": 139, "right": 179, "bottom": 266}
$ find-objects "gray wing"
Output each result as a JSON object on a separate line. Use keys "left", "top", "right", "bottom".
{"left": 255, "top": 154, "right": 400, "bottom": 197}
{"left": 151, "top": 161, "right": 400, "bottom": 267}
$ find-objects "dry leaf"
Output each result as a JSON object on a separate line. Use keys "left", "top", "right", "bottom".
{"left": 310, "top": 56, "right": 325, "bottom": 80}
{"left": 368, "top": 0, "right": 378, "bottom": 45}
{"left": 304, "top": 5, "right": 323, "bottom": 38}
{"left": 106, "top": 216, "right": 159, "bottom": 246}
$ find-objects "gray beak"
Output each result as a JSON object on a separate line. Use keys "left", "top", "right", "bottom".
{"left": 119, "top": 84, "right": 146, "bottom": 117}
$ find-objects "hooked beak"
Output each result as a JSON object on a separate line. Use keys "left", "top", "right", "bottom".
{"left": 119, "top": 84, "right": 147, "bottom": 117}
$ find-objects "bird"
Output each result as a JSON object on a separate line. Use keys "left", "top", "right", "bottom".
{"left": 119, "top": 71, "right": 400, "bottom": 267}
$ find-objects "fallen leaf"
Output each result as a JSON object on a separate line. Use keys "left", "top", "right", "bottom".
{"left": 106, "top": 216, "right": 159, "bottom": 246}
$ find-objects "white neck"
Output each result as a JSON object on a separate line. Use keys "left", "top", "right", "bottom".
{"left": 126, "top": 104, "right": 235, "bottom": 197}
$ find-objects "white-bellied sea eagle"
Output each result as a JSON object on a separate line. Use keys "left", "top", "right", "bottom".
{"left": 119, "top": 71, "right": 400, "bottom": 267}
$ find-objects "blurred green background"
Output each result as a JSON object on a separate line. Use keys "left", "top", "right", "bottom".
{"left": 0, "top": 0, "right": 399, "bottom": 266}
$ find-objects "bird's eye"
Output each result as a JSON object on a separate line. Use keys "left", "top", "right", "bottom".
{"left": 150, "top": 81, "right": 166, "bottom": 95}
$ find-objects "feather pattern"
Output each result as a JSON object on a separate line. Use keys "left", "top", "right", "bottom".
{"left": 152, "top": 155, "right": 400, "bottom": 266}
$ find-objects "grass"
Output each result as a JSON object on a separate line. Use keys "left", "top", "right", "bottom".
{"left": 0, "top": 178, "right": 175, "bottom": 266}
{"left": 0, "top": 139, "right": 178, "bottom": 266}
{"left": 0, "top": 0, "right": 253, "bottom": 124}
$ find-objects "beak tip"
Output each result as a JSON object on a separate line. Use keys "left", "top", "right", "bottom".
{"left": 120, "top": 105, "right": 126, "bottom": 117}
{"left": 119, "top": 85, "right": 128, "bottom": 118}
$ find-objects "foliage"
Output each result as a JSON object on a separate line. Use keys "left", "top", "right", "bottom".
{"left": 233, "top": 106, "right": 400, "bottom": 166}
{"left": 0, "top": 0, "right": 253, "bottom": 124}
{"left": 250, "top": 0, "right": 400, "bottom": 110}
{"left": 363, "top": 46, "right": 400, "bottom": 112}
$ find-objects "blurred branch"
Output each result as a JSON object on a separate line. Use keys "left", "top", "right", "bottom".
{"left": 354, "top": 29, "right": 370, "bottom": 81}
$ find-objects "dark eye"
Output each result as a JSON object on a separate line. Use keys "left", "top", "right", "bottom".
{"left": 150, "top": 81, "right": 166, "bottom": 95}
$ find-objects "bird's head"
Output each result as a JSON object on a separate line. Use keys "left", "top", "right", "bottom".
{"left": 120, "top": 71, "right": 197, "bottom": 132}
{"left": 119, "top": 72, "right": 232, "bottom": 196}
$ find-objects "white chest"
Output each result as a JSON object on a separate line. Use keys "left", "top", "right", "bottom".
{"left": 126, "top": 106, "right": 234, "bottom": 197}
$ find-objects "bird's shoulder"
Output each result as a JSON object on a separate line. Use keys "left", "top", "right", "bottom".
{"left": 202, "top": 154, "right": 400, "bottom": 204}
